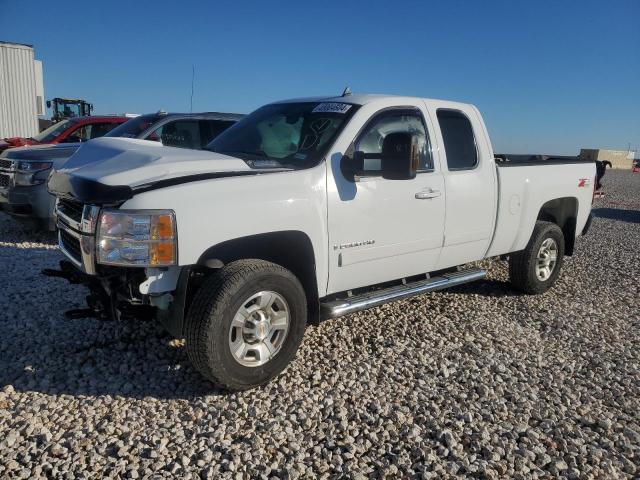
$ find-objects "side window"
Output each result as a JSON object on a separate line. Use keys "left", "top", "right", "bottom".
{"left": 89, "top": 122, "right": 118, "bottom": 139}
{"left": 436, "top": 109, "right": 478, "bottom": 170}
{"left": 151, "top": 120, "right": 201, "bottom": 149}
{"left": 200, "top": 120, "right": 235, "bottom": 147}
{"left": 64, "top": 124, "right": 90, "bottom": 143}
{"left": 356, "top": 110, "right": 433, "bottom": 173}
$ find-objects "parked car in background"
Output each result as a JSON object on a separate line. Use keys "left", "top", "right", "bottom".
{"left": 46, "top": 93, "right": 595, "bottom": 390}
{"left": 0, "top": 112, "right": 243, "bottom": 230}
{"left": 0, "top": 115, "right": 128, "bottom": 153}
{"left": 103, "top": 111, "right": 244, "bottom": 149}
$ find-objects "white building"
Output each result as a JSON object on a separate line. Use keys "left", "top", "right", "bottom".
{"left": 0, "top": 41, "right": 45, "bottom": 138}
{"left": 579, "top": 149, "right": 634, "bottom": 169}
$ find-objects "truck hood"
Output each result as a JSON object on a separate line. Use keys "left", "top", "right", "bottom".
{"left": 59, "top": 137, "right": 252, "bottom": 187}
{"left": 1, "top": 143, "right": 80, "bottom": 161}
{"left": 48, "top": 137, "right": 283, "bottom": 204}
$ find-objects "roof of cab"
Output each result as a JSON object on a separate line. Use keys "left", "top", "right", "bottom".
{"left": 72, "top": 115, "right": 130, "bottom": 123}
{"left": 135, "top": 112, "right": 245, "bottom": 121}
{"left": 274, "top": 93, "right": 474, "bottom": 110}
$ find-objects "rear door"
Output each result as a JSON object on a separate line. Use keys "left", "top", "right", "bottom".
{"left": 430, "top": 105, "right": 496, "bottom": 268}
{"left": 326, "top": 106, "right": 445, "bottom": 294}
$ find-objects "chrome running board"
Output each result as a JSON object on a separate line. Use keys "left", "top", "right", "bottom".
{"left": 321, "top": 268, "right": 486, "bottom": 318}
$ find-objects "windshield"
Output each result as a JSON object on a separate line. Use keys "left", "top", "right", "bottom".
{"left": 32, "top": 119, "right": 76, "bottom": 143}
{"left": 206, "top": 102, "right": 359, "bottom": 168}
{"left": 60, "top": 103, "right": 83, "bottom": 117}
{"left": 105, "top": 114, "right": 164, "bottom": 139}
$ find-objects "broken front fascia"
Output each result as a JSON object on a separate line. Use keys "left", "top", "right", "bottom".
{"left": 139, "top": 266, "right": 182, "bottom": 308}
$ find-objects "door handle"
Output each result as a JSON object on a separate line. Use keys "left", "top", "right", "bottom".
{"left": 415, "top": 188, "right": 441, "bottom": 200}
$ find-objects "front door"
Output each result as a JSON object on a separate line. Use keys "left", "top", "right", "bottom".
{"left": 326, "top": 107, "right": 445, "bottom": 294}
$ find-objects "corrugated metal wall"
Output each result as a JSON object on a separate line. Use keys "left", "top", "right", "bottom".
{"left": 0, "top": 42, "right": 40, "bottom": 138}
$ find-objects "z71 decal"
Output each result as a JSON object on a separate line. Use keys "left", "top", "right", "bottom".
{"left": 578, "top": 178, "right": 590, "bottom": 187}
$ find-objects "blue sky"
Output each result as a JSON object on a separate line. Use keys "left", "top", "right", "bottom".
{"left": 2, "top": 0, "right": 638, "bottom": 155}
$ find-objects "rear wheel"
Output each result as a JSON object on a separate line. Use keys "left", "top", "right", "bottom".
{"left": 509, "top": 221, "right": 565, "bottom": 294}
{"left": 185, "top": 259, "right": 307, "bottom": 391}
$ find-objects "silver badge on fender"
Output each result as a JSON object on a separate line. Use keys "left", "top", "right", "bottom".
{"left": 333, "top": 239, "right": 376, "bottom": 250}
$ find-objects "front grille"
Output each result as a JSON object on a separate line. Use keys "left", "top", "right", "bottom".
{"left": 0, "top": 174, "right": 10, "bottom": 188}
{"left": 0, "top": 159, "right": 12, "bottom": 170}
{"left": 60, "top": 229, "right": 82, "bottom": 263}
{"left": 57, "top": 198, "right": 84, "bottom": 223}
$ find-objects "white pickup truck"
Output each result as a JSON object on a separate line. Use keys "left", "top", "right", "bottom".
{"left": 47, "top": 93, "right": 595, "bottom": 390}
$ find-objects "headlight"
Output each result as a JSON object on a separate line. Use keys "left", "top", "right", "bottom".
{"left": 14, "top": 161, "right": 54, "bottom": 186}
{"left": 16, "top": 160, "right": 53, "bottom": 172}
{"left": 97, "top": 209, "right": 177, "bottom": 267}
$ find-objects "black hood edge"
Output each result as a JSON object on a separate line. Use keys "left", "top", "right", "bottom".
{"left": 47, "top": 169, "right": 288, "bottom": 205}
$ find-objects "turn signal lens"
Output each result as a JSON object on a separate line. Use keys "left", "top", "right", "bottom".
{"left": 150, "top": 241, "right": 175, "bottom": 265}
{"left": 151, "top": 214, "right": 174, "bottom": 240}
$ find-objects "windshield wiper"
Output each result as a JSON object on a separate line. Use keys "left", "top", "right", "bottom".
{"left": 208, "top": 149, "right": 295, "bottom": 169}
{"left": 214, "top": 149, "right": 269, "bottom": 159}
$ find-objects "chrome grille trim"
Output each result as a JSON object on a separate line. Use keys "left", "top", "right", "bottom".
{"left": 55, "top": 198, "right": 82, "bottom": 231}
{"left": 56, "top": 198, "right": 83, "bottom": 223}
{"left": 57, "top": 225, "right": 83, "bottom": 269}
{"left": 54, "top": 199, "right": 100, "bottom": 234}
{"left": 0, "top": 158, "right": 13, "bottom": 171}
{"left": 55, "top": 200, "right": 100, "bottom": 275}
{"left": 0, "top": 173, "right": 11, "bottom": 188}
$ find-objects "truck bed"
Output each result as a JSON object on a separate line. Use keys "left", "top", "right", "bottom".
{"left": 486, "top": 158, "right": 596, "bottom": 258}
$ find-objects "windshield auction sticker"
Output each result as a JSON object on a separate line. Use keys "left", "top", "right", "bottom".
{"left": 312, "top": 103, "right": 352, "bottom": 114}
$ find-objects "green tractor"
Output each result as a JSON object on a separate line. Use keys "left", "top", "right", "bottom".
{"left": 46, "top": 97, "right": 93, "bottom": 123}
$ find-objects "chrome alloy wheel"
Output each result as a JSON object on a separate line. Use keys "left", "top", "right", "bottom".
{"left": 228, "top": 291, "right": 290, "bottom": 367}
{"left": 535, "top": 238, "right": 558, "bottom": 281}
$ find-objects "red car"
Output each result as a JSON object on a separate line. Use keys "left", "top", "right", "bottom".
{"left": 0, "top": 116, "right": 129, "bottom": 153}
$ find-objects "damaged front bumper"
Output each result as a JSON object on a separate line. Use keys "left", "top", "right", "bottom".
{"left": 50, "top": 198, "right": 190, "bottom": 337}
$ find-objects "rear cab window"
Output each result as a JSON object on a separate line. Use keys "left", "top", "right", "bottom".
{"left": 436, "top": 109, "right": 478, "bottom": 170}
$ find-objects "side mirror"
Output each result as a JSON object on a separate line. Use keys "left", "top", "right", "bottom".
{"left": 340, "top": 150, "right": 364, "bottom": 181}
{"left": 46, "top": 100, "right": 51, "bottom": 109}
{"left": 380, "top": 132, "right": 419, "bottom": 180}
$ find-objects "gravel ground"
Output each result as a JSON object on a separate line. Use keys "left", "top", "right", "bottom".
{"left": 1, "top": 170, "right": 638, "bottom": 479}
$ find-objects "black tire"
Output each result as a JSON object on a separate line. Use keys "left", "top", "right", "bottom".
{"left": 184, "top": 259, "right": 307, "bottom": 391}
{"left": 509, "top": 221, "right": 565, "bottom": 294}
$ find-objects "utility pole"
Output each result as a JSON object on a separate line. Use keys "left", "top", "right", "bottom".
{"left": 190, "top": 64, "right": 195, "bottom": 113}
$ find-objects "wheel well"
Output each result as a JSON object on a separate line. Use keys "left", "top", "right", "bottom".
{"left": 537, "top": 197, "right": 578, "bottom": 255}
{"left": 195, "top": 231, "right": 320, "bottom": 323}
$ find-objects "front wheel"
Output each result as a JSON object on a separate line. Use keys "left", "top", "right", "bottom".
{"left": 184, "top": 259, "right": 307, "bottom": 391}
{"left": 509, "top": 221, "right": 565, "bottom": 294}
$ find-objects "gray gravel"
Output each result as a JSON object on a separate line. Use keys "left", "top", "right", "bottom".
{"left": 1, "top": 170, "right": 639, "bottom": 479}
